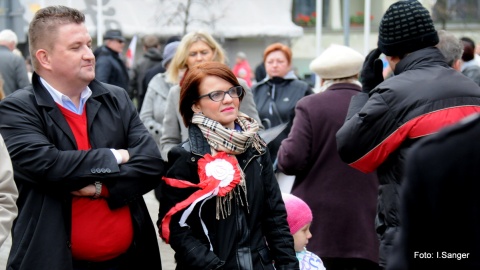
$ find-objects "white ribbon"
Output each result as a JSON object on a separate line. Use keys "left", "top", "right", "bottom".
{"left": 179, "top": 187, "right": 220, "bottom": 251}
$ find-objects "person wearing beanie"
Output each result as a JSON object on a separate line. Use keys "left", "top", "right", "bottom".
{"left": 282, "top": 193, "right": 326, "bottom": 270}
{"left": 336, "top": 0, "right": 480, "bottom": 267}
{"left": 278, "top": 44, "right": 380, "bottom": 270}
{"left": 377, "top": 1, "right": 439, "bottom": 57}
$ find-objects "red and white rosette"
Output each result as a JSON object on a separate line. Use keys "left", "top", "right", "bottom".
{"left": 160, "top": 152, "right": 241, "bottom": 244}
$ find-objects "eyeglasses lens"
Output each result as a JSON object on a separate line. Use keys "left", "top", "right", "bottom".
{"left": 210, "top": 86, "right": 243, "bottom": 101}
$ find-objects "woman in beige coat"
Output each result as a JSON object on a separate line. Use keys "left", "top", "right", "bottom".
{"left": 0, "top": 133, "right": 18, "bottom": 247}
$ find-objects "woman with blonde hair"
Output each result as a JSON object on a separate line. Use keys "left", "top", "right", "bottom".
{"left": 166, "top": 30, "right": 225, "bottom": 84}
{"left": 159, "top": 30, "right": 262, "bottom": 160}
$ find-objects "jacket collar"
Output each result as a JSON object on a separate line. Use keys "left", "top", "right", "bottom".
{"left": 394, "top": 47, "right": 450, "bottom": 75}
{"left": 325, "top": 82, "right": 362, "bottom": 92}
{"left": 31, "top": 72, "right": 110, "bottom": 147}
{"left": 32, "top": 72, "right": 110, "bottom": 107}
{"left": 187, "top": 125, "right": 212, "bottom": 156}
{"left": 257, "top": 70, "right": 298, "bottom": 86}
{"left": 151, "top": 73, "right": 172, "bottom": 97}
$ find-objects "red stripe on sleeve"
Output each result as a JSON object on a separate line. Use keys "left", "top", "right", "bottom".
{"left": 350, "top": 106, "right": 480, "bottom": 173}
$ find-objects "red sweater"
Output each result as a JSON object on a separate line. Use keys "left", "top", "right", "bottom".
{"left": 58, "top": 105, "right": 133, "bottom": 262}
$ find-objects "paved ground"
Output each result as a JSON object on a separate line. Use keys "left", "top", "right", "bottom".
{"left": 0, "top": 191, "right": 177, "bottom": 270}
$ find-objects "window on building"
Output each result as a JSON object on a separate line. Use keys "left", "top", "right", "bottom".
{"left": 292, "top": 0, "right": 376, "bottom": 29}
{"left": 432, "top": 0, "right": 480, "bottom": 25}
{"left": 292, "top": 0, "right": 329, "bottom": 27}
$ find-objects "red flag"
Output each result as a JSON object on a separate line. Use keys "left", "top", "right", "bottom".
{"left": 126, "top": 35, "right": 137, "bottom": 68}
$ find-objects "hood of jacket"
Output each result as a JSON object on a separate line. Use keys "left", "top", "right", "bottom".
{"left": 257, "top": 70, "right": 298, "bottom": 85}
{"left": 144, "top": 48, "right": 163, "bottom": 61}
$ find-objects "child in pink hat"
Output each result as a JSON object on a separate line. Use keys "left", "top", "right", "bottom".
{"left": 282, "top": 193, "right": 326, "bottom": 270}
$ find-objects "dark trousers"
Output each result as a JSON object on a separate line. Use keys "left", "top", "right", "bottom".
{"left": 72, "top": 255, "right": 125, "bottom": 270}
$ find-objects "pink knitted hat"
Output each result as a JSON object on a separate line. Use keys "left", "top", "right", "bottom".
{"left": 282, "top": 193, "right": 313, "bottom": 235}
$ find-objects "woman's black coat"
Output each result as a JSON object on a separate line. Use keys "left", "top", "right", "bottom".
{"left": 159, "top": 125, "right": 298, "bottom": 270}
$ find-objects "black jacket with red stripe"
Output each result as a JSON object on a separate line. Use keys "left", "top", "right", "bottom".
{"left": 336, "top": 47, "right": 480, "bottom": 266}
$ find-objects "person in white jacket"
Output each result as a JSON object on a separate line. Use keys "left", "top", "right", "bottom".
{"left": 0, "top": 133, "right": 18, "bottom": 247}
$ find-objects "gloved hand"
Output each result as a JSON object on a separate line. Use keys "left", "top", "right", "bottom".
{"left": 361, "top": 48, "right": 384, "bottom": 93}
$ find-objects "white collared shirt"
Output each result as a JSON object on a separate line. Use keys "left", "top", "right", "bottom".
{"left": 39, "top": 76, "right": 122, "bottom": 164}
{"left": 39, "top": 77, "right": 92, "bottom": 115}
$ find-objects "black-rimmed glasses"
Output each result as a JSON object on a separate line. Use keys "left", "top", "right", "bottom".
{"left": 197, "top": 86, "right": 244, "bottom": 102}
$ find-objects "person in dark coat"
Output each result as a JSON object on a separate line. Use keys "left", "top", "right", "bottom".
{"left": 142, "top": 35, "right": 182, "bottom": 93}
{"left": 0, "top": 6, "right": 165, "bottom": 270}
{"left": 95, "top": 29, "right": 130, "bottom": 94}
{"left": 158, "top": 62, "right": 298, "bottom": 270}
{"left": 129, "top": 34, "right": 163, "bottom": 111}
{"left": 252, "top": 43, "right": 313, "bottom": 164}
{"left": 336, "top": 1, "right": 480, "bottom": 267}
{"left": 278, "top": 44, "right": 380, "bottom": 270}
{"left": 254, "top": 61, "right": 266, "bottom": 83}
{"left": 388, "top": 113, "right": 480, "bottom": 270}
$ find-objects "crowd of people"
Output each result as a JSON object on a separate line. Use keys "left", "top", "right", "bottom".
{"left": 3, "top": 1, "right": 480, "bottom": 269}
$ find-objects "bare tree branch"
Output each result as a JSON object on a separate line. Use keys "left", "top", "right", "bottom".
{"left": 155, "top": 0, "right": 232, "bottom": 36}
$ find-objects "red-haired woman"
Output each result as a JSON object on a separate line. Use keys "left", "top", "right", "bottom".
{"left": 158, "top": 62, "right": 298, "bottom": 270}
{"left": 252, "top": 43, "right": 313, "bottom": 164}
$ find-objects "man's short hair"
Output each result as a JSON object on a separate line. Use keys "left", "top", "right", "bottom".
{"left": 28, "top": 5, "right": 85, "bottom": 70}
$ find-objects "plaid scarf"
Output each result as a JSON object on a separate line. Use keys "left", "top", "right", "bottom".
{"left": 191, "top": 112, "right": 266, "bottom": 219}
{"left": 192, "top": 112, "right": 265, "bottom": 154}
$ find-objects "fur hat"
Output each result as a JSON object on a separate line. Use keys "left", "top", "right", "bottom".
{"left": 282, "top": 193, "right": 313, "bottom": 235}
{"left": 309, "top": 44, "right": 364, "bottom": 79}
{"left": 378, "top": 0, "right": 439, "bottom": 56}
